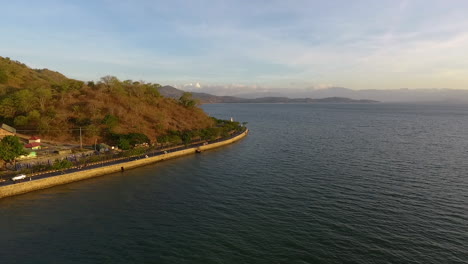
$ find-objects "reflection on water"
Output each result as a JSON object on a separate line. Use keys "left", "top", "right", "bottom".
{"left": 1, "top": 103, "right": 468, "bottom": 263}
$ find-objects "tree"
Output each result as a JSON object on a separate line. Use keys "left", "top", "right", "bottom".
{"left": 127, "top": 133, "right": 150, "bottom": 145}
{"left": 157, "top": 135, "right": 169, "bottom": 144}
{"left": 102, "top": 114, "right": 119, "bottom": 130}
{"left": 84, "top": 124, "right": 101, "bottom": 138}
{"left": 34, "top": 87, "right": 52, "bottom": 111}
{"left": 100, "top": 75, "right": 123, "bottom": 94}
{"left": 117, "top": 137, "right": 131, "bottom": 150}
{"left": 149, "top": 83, "right": 161, "bottom": 96}
{"left": 52, "top": 159, "right": 73, "bottom": 170}
{"left": 0, "top": 136, "right": 27, "bottom": 168}
{"left": 100, "top": 75, "right": 116, "bottom": 87}
{"left": 0, "top": 97, "right": 17, "bottom": 118}
{"left": 168, "top": 134, "right": 182, "bottom": 145}
{"left": 13, "top": 115, "right": 28, "bottom": 127}
{"left": 179, "top": 92, "right": 198, "bottom": 108}
{"left": 8, "top": 89, "right": 36, "bottom": 114}
{"left": 87, "top": 81, "right": 95, "bottom": 88}
{"left": 14, "top": 110, "right": 43, "bottom": 129}
{"left": 181, "top": 131, "right": 192, "bottom": 146}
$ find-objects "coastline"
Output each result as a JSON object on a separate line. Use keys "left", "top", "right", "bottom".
{"left": 0, "top": 129, "right": 249, "bottom": 199}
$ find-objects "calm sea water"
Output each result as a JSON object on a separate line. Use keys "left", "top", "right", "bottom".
{"left": 1, "top": 103, "right": 468, "bottom": 264}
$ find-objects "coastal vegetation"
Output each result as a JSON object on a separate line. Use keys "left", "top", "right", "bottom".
{"left": 0, "top": 56, "right": 247, "bottom": 177}
{"left": 157, "top": 118, "right": 244, "bottom": 146}
{"left": 4, "top": 125, "right": 247, "bottom": 177}
{"left": 0, "top": 56, "right": 216, "bottom": 145}
{"left": 0, "top": 135, "right": 27, "bottom": 168}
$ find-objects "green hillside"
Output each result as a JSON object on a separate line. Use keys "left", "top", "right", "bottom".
{"left": 0, "top": 56, "right": 215, "bottom": 145}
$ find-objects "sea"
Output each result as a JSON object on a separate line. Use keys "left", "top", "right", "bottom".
{"left": 1, "top": 103, "right": 467, "bottom": 264}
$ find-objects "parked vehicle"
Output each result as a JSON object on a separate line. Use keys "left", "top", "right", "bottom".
{"left": 11, "top": 174, "right": 27, "bottom": 181}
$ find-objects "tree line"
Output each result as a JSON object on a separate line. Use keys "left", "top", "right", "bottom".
{"left": 0, "top": 118, "right": 246, "bottom": 173}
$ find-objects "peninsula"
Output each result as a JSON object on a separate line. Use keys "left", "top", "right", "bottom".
{"left": 0, "top": 56, "right": 249, "bottom": 198}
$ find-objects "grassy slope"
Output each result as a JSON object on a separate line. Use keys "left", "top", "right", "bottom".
{"left": 0, "top": 56, "right": 214, "bottom": 144}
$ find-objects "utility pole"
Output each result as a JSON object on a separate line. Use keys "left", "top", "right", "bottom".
{"left": 79, "top": 127, "right": 83, "bottom": 150}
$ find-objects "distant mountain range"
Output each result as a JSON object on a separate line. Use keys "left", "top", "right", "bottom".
{"left": 172, "top": 85, "right": 468, "bottom": 103}
{"left": 159, "top": 86, "right": 379, "bottom": 104}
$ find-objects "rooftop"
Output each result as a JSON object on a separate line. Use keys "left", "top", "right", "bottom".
{"left": 1, "top": 124, "right": 16, "bottom": 134}
{"left": 25, "top": 142, "right": 41, "bottom": 148}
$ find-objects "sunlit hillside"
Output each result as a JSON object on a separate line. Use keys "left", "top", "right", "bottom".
{"left": 0, "top": 56, "right": 214, "bottom": 144}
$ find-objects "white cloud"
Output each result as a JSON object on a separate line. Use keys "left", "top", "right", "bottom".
{"left": 3, "top": 0, "right": 468, "bottom": 90}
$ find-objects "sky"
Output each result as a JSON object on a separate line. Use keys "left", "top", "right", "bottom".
{"left": 1, "top": 0, "right": 468, "bottom": 92}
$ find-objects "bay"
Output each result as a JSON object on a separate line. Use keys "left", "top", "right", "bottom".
{"left": 1, "top": 103, "right": 468, "bottom": 263}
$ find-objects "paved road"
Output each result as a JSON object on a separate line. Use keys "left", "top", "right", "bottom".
{"left": 0, "top": 129, "right": 246, "bottom": 187}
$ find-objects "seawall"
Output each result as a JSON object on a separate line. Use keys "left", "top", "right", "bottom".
{"left": 0, "top": 129, "right": 249, "bottom": 199}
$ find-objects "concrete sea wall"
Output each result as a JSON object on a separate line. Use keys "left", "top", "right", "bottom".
{"left": 0, "top": 129, "right": 248, "bottom": 199}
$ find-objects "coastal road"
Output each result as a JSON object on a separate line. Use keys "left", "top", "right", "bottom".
{"left": 0, "top": 130, "right": 246, "bottom": 187}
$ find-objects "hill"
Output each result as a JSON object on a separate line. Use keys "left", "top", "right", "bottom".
{"left": 159, "top": 86, "right": 379, "bottom": 104}
{"left": 159, "top": 86, "right": 243, "bottom": 103}
{"left": 0, "top": 57, "right": 214, "bottom": 144}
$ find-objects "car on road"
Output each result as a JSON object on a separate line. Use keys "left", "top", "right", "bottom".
{"left": 11, "top": 174, "right": 27, "bottom": 181}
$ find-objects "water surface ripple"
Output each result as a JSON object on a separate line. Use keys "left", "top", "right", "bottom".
{"left": 1, "top": 103, "right": 468, "bottom": 263}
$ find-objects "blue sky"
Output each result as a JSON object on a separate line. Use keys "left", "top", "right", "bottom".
{"left": 1, "top": 0, "right": 468, "bottom": 91}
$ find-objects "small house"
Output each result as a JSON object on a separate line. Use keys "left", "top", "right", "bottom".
{"left": 0, "top": 123, "right": 16, "bottom": 139}
{"left": 29, "top": 136, "right": 41, "bottom": 143}
{"left": 25, "top": 142, "right": 42, "bottom": 150}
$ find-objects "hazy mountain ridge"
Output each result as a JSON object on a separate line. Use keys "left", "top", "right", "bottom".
{"left": 184, "top": 85, "right": 468, "bottom": 103}
{"left": 160, "top": 86, "right": 379, "bottom": 104}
